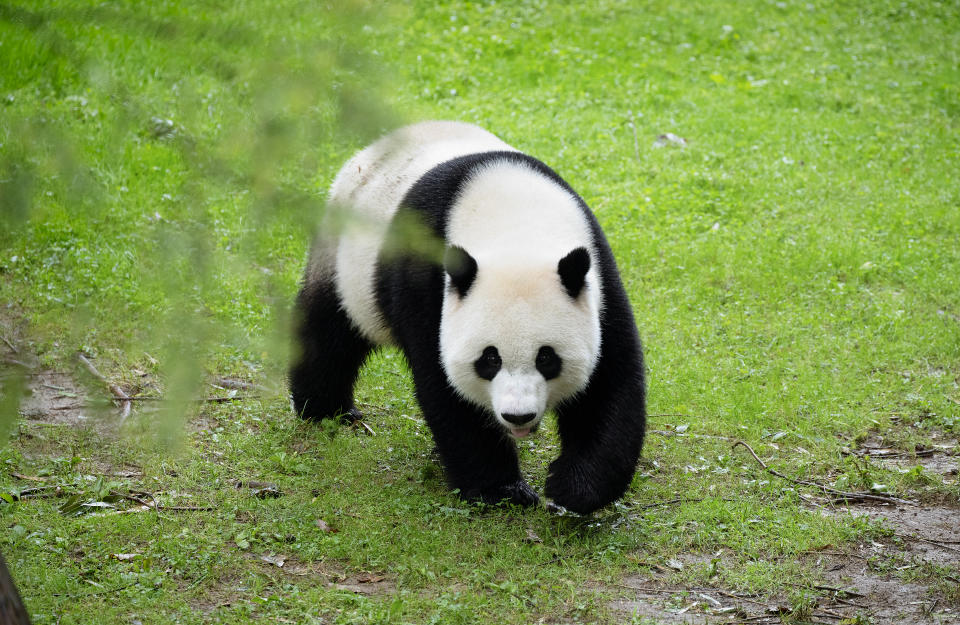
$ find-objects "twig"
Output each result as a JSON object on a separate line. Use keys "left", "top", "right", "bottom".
{"left": 807, "top": 550, "right": 867, "bottom": 560}
{"left": 5, "top": 485, "right": 66, "bottom": 500}
{"left": 732, "top": 441, "right": 917, "bottom": 507}
{"left": 783, "top": 581, "right": 864, "bottom": 598}
{"left": 113, "top": 491, "right": 213, "bottom": 512}
{"left": 716, "top": 590, "right": 767, "bottom": 607}
{"left": 650, "top": 430, "right": 736, "bottom": 441}
{"left": 44, "top": 396, "right": 260, "bottom": 410}
{"left": 613, "top": 583, "right": 685, "bottom": 596}
{"left": 843, "top": 447, "right": 936, "bottom": 459}
{"left": 636, "top": 497, "right": 706, "bottom": 510}
{"left": 52, "top": 581, "right": 139, "bottom": 598}
{"left": 353, "top": 420, "right": 376, "bottom": 436}
{"left": 894, "top": 532, "right": 960, "bottom": 553}
{"left": 78, "top": 353, "right": 133, "bottom": 423}
{"left": 77, "top": 354, "right": 130, "bottom": 401}
{"left": 125, "top": 395, "right": 260, "bottom": 403}
{"left": 1, "top": 334, "right": 18, "bottom": 353}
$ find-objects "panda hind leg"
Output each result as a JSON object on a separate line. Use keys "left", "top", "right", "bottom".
{"left": 289, "top": 280, "right": 373, "bottom": 423}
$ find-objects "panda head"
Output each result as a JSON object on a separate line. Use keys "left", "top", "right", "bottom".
{"left": 439, "top": 245, "right": 602, "bottom": 439}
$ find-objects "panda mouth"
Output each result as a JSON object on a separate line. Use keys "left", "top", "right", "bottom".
{"left": 507, "top": 422, "right": 540, "bottom": 439}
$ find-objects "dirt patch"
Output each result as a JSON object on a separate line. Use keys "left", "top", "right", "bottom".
{"left": 2, "top": 315, "right": 121, "bottom": 432}
{"left": 17, "top": 369, "right": 100, "bottom": 428}
{"left": 611, "top": 505, "right": 960, "bottom": 624}
{"left": 247, "top": 552, "right": 396, "bottom": 595}
{"left": 834, "top": 504, "right": 960, "bottom": 567}
{"left": 851, "top": 432, "right": 960, "bottom": 484}
{"left": 187, "top": 555, "right": 395, "bottom": 615}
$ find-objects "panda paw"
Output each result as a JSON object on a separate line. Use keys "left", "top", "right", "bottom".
{"left": 338, "top": 406, "right": 364, "bottom": 424}
{"left": 544, "top": 464, "right": 606, "bottom": 515}
{"left": 464, "top": 479, "right": 540, "bottom": 508}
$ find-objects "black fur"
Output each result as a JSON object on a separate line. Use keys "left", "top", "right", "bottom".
{"left": 291, "top": 150, "right": 646, "bottom": 514}
{"left": 558, "top": 247, "right": 591, "bottom": 298}
{"left": 535, "top": 346, "right": 562, "bottom": 380}
{"left": 443, "top": 245, "right": 477, "bottom": 297}
{"left": 290, "top": 273, "right": 373, "bottom": 423}
{"left": 474, "top": 346, "right": 502, "bottom": 381}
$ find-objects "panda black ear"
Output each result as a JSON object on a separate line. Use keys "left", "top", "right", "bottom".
{"left": 444, "top": 245, "right": 478, "bottom": 298}
{"left": 558, "top": 247, "right": 590, "bottom": 298}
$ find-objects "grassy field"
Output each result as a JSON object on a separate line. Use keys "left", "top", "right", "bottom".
{"left": 1, "top": 0, "right": 959, "bottom": 623}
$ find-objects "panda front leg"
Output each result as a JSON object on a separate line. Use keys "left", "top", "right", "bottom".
{"left": 289, "top": 279, "right": 373, "bottom": 422}
{"left": 408, "top": 362, "right": 538, "bottom": 507}
{"left": 545, "top": 371, "right": 646, "bottom": 514}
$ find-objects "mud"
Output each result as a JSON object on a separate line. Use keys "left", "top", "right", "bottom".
{"left": 611, "top": 504, "right": 960, "bottom": 625}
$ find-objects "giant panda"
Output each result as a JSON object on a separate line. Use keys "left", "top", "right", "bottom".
{"left": 290, "top": 121, "right": 646, "bottom": 514}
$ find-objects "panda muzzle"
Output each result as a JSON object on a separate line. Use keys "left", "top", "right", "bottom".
{"left": 501, "top": 412, "right": 537, "bottom": 426}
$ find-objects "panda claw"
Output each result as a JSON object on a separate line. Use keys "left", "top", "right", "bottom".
{"left": 338, "top": 407, "right": 364, "bottom": 424}
{"left": 465, "top": 479, "right": 539, "bottom": 508}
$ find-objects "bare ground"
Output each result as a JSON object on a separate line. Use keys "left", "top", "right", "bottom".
{"left": 610, "top": 503, "right": 960, "bottom": 624}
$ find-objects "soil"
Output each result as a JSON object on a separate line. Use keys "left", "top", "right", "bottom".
{"left": 2, "top": 313, "right": 121, "bottom": 432}
{"left": 610, "top": 503, "right": 960, "bottom": 624}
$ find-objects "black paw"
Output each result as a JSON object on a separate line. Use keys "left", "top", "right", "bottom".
{"left": 544, "top": 463, "right": 610, "bottom": 515}
{"left": 338, "top": 406, "right": 364, "bottom": 424}
{"left": 292, "top": 399, "right": 364, "bottom": 425}
{"left": 463, "top": 479, "right": 540, "bottom": 508}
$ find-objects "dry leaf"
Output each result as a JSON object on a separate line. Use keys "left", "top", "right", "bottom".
{"left": 261, "top": 554, "right": 286, "bottom": 568}
{"left": 524, "top": 528, "right": 542, "bottom": 544}
{"left": 315, "top": 518, "right": 337, "bottom": 533}
{"left": 356, "top": 573, "right": 385, "bottom": 584}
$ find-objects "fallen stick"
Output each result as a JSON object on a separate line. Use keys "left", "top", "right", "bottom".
{"left": 1, "top": 334, "right": 18, "bottom": 353}
{"left": 78, "top": 353, "right": 132, "bottom": 423}
{"left": 48, "top": 396, "right": 260, "bottom": 411}
{"left": 894, "top": 532, "right": 960, "bottom": 553}
{"left": 77, "top": 354, "right": 130, "bottom": 401}
{"left": 113, "top": 491, "right": 213, "bottom": 512}
{"left": 732, "top": 441, "right": 917, "bottom": 507}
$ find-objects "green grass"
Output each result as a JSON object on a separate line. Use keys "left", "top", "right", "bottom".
{"left": 2, "top": 0, "right": 959, "bottom": 623}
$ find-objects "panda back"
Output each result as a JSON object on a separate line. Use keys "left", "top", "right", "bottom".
{"left": 327, "top": 122, "right": 517, "bottom": 345}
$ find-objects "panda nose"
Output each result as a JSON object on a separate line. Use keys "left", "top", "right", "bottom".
{"left": 501, "top": 412, "right": 536, "bottom": 426}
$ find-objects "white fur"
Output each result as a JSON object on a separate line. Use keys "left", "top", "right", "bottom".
{"left": 326, "top": 121, "right": 515, "bottom": 345}
{"left": 439, "top": 163, "right": 602, "bottom": 437}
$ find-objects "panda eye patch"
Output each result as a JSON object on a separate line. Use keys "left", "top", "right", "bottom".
{"left": 536, "top": 346, "right": 562, "bottom": 380}
{"left": 474, "top": 346, "right": 502, "bottom": 380}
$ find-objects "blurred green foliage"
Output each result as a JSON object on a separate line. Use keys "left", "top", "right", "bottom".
{"left": 0, "top": 0, "right": 400, "bottom": 435}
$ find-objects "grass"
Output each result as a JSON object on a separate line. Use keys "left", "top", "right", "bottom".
{"left": 1, "top": 0, "right": 959, "bottom": 623}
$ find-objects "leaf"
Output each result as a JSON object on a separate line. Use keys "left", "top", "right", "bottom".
{"left": 653, "top": 133, "right": 688, "bottom": 148}
{"left": 261, "top": 554, "right": 286, "bottom": 568}
{"left": 315, "top": 519, "right": 337, "bottom": 533}
{"left": 59, "top": 494, "right": 86, "bottom": 516}
{"left": 11, "top": 473, "right": 46, "bottom": 482}
{"left": 81, "top": 501, "right": 118, "bottom": 510}
{"left": 356, "top": 573, "right": 385, "bottom": 584}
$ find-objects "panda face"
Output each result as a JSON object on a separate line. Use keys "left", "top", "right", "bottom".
{"left": 439, "top": 252, "right": 601, "bottom": 439}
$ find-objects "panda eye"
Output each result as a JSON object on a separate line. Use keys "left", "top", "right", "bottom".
{"left": 535, "top": 346, "right": 562, "bottom": 380}
{"left": 474, "top": 346, "right": 502, "bottom": 381}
